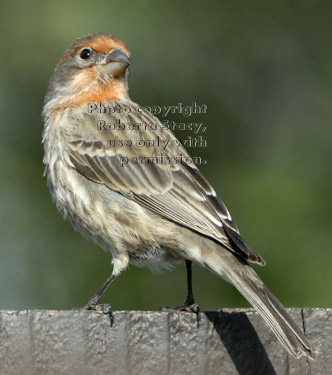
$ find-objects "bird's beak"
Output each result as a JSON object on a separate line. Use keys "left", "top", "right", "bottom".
{"left": 98, "top": 49, "right": 130, "bottom": 75}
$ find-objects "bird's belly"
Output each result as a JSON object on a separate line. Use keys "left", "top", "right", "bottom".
{"left": 129, "top": 245, "right": 181, "bottom": 272}
{"left": 46, "top": 159, "right": 181, "bottom": 265}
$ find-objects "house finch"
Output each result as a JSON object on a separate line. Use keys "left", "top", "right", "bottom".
{"left": 42, "top": 33, "right": 314, "bottom": 360}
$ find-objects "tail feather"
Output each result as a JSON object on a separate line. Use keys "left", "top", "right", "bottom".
{"left": 198, "top": 245, "right": 315, "bottom": 360}
{"left": 231, "top": 267, "right": 315, "bottom": 359}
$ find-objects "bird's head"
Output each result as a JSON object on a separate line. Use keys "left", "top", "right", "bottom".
{"left": 45, "top": 34, "right": 131, "bottom": 108}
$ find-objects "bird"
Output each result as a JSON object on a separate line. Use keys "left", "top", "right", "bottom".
{"left": 42, "top": 33, "right": 315, "bottom": 360}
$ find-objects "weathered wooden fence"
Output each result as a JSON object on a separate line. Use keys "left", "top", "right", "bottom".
{"left": 0, "top": 308, "right": 329, "bottom": 374}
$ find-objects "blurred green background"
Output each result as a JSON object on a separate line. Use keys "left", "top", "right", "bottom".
{"left": 0, "top": 1, "right": 331, "bottom": 312}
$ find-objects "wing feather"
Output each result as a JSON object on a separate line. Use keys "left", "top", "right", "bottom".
{"left": 67, "top": 101, "right": 265, "bottom": 264}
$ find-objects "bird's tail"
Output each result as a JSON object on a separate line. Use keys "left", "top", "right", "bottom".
{"left": 195, "top": 243, "right": 315, "bottom": 359}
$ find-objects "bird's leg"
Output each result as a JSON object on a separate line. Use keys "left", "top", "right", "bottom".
{"left": 183, "top": 260, "right": 196, "bottom": 306}
{"left": 161, "top": 260, "right": 201, "bottom": 326}
{"left": 75, "top": 272, "right": 117, "bottom": 326}
{"left": 85, "top": 272, "right": 116, "bottom": 308}
{"left": 181, "top": 260, "right": 201, "bottom": 322}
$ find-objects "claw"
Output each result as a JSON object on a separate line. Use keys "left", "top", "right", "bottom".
{"left": 161, "top": 302, "right": 201, "bottom": 327}
{"left": 72, "top": 303, "right": 114, "bottom": 326}
{"left": 94, "top": 304, "right": 114, "bottom": 326}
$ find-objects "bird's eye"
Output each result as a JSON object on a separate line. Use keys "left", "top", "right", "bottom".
{"left": 79, "top": 49, "right": 91, "bottom": 59}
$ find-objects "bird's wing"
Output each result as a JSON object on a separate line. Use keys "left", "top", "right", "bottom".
{"left": 67, "top": 101, "right": 265, "bottom": 265}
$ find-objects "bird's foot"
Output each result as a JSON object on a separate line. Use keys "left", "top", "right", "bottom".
{"left": 161, "top": 301, "right": 201, "bottom": 327}
{"left": 72, "top": 302, "right": 114, "bottom": 326}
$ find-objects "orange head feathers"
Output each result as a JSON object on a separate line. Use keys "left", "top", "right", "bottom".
{"left": 60, "top": 34, "right": 130, "bottom": 61}
{"left": 45, "top": 34, "right": 131, "bottom": 108}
